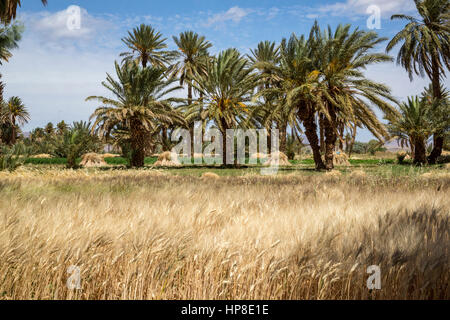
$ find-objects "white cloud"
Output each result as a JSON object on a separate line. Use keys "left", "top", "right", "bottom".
{"left": 24, "top": 7, "right": 115, "bottom": 44}
{"left": 206, "top": 6, "right": 251, "bottom": 26}
{"left": 316, "top": 0, "right": 416, "bottom": 18}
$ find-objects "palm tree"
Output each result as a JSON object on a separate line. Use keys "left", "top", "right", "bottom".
{"left": 314, "top": 24, "right": 398, "bottom": 169}
{"left": 189, "top": 49, "right": 258, "bottom": 165}
{"left": 276, "top": 33, "right": 326, "bottom": 169}
{"left": 121, "top": 24, "right": 174, "bottom": 69}
{"left": 56, "top": 120, "right": 68, "bottom": 135}
{"left": 387, "top": 0, "right": 450, "bottom": 163}
{"left": 171, "top": 31, "right": 212, "bottom": 155}
{"left": 44, "top": 122, "right": 54, "bottom": 136}
{"left": 1, "top": 0, "right": 47, "bottom": 24}
{"left": 0, "top": 23, "right": 23, "bottom": 65}
{"left": 387, "top": 96, "right": 432, "bottom": 164}
{"left": 2, "top": 96, "right": 30, "bottom": 145}
{"left": 248, "top": 41, "right": 289, "bottom": 153}
{"left": 87, "top": 62, "right": 185, "bottom": 167}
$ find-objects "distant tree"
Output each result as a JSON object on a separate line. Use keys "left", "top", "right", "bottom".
{"left": 44, "top": 122, "right": 54, "bottom": 136}
{"left": 56, "top": 120, "right": 69, "bottom": 135}
{"left": 1, "top": 96, "right": 29, "bottom": 145}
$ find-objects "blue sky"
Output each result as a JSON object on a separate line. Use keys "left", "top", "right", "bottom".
{"left": 3, "top": 0, "right": 449, "bottom": 141}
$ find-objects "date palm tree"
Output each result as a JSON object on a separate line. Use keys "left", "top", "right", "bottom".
{"left": 387, "top": 96, "right": 432, "bottom": 164}
{"left": 88, "top": 62, "right": 185, "bottom": 167}
{"left": 387, "top": 0, "right": 450, "bottom": 163}
{"left": 2, "top": 96, "right": 30, "bottom": 145}
{"left": 314, "top": 24, "right": 398, "bottom": 169}
{"left": 171, "top": 31, "right": 212, "bottom": 155}
{"left": 121, "top": 24, "right": 175, "bottom": 69}
{"left": 1, "top": 0, "right": 47, "bottom": 23}
{"left": 277, "top": 33, "right": 326, "bottom": 169}
{"left": 248, "top": 41, "right": 289, "bottom": 153}
{"left": 188, "top": 49, "right": 258, "bottom": 165}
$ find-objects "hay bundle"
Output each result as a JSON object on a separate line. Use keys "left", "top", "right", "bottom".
{"left": 154, "top": 151, "right": 181, "bottom": 167}
{"left": 333, "top": 151, "right": 350, "bottom": 166}
{"left": 201, "top": 172, "right": 220, "bottom": 180}
{"left": 445, "top": 163, "right": 450, "bottom": 170}
{"left": 325, "top": 170, "right": 342, "bottom": 178}
{"left": 80, "top": 153, "right": 107, "bottom": 167}
{"left": 350, "top": 170, "right": 367, "bottom": 179}
{"left": 250, "top": 153, "right": 267, "bottom": 159}
{"left": 33, "top": 154, "right": 53, "bottom": 159}
{"left": 264, "top": 152, "right": 291, "bottom": 166}
{"left": 102, "top": 153, "right": 120, "bottom": 158}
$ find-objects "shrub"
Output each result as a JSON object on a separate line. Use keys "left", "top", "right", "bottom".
{"left": 0, "top": 142, "right": 30, "bottom": 171}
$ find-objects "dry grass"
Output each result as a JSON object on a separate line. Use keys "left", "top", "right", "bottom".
{"left": 0, "top": 169, "right": 448, "bottom": 300}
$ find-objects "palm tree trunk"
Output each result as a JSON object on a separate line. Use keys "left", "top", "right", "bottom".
{"left": 299, "top": 108, "right": 325, "bottom": 170}
{"left": 428, "top": 55, "right": 443, "bottom": 164}
{"left": 130, "top": 119, "right": 145, "bottom": 167}
{"left": 142, "top": 55, "right": 148, "bottom": 69}
{"left": 10, "top": 116, "right": 16, "bottom": 145}
{"left": 319, "top": 114, "right": 325, "bottom": 154}
{"left": 414, "top": 137, "right": 427, "bottom": 165}
{"left": 348, "top": 123, "right": 357, "bottom": 158}
{"left": 279, "top": 121, "right": 287, "bottom": 154}
{"left": 338, "top": 124, "right": 344, "bottom": 151}
{"left": 188, "top": 84, "right": 194, "bottom": 158}
{"left": 323, "top": 108, "right": 337, "bottom": 170}
{"left": 220, "top": 118, "right": 228, "bottom": 167}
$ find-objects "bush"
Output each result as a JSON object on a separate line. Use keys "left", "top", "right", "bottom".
{"left": 436, "top": 154, "right": 450, "bottom": 164}
{"left": 0, "top": 143, "right": 30, "bottom": 171}
{"left": 397, "top": 151, "right": 407, "bottom": 164}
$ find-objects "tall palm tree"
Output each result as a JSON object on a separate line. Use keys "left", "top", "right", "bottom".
{"left": 1, "top": 0, "right": 47, "bottom": 24}
{"left": 171, "top": 31, "right": 212, "bottom": 155}
{"left": 87, "top": 62, "right": 185, "bottom": 167}
{"left": 248, "top": 41, "right": 289, "bottom": 153}
{"left": 121, "top": 24, "right": 174, "bottom": 69}
{"left": 172, "top": 31, "right": 212, "bottom": 105}
{"left": 277, "top": 33, "right": 326, "bottom": 169}
{"left": 387, "top": 96, "right": 432, "bottom": 164}
{"left": 2, "top": 96, "right": 30, "bottom": 145}
{"left": 314, "top": 24, "right": 398, "bottom": 169}
{"left": 188, "top": 49, "right": 258, "bottom": 165}
{"left": 387, "top": 0, "right": 450, "bottom": 163}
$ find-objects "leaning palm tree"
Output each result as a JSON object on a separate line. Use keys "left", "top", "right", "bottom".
{"left": 2, "top": 96, "right": 30, "bottom": 145}
{"left": 87, "top": 62, "right": 185, "bottom": 167}
{"left": 387, "top": 96, "right": 433, "bottom": 164}
{"left": 1, "top": 0, "right": 47, "bottom": 23}
{"left": 387, "top": 0, "right": 450, "bottom": 163}
{"left": 121, "top": 24, "right": 175, "bottom": 69}
{"left": 188, "top": 49, "right": 258, "bottom": 165}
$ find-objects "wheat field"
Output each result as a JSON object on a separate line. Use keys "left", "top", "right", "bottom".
{"left": 0, "top": 168, "right": 449, "bottom": 299}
